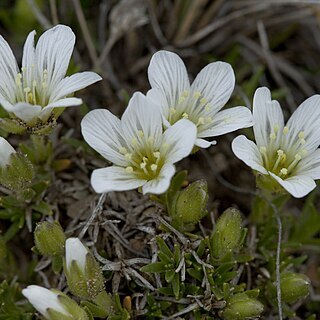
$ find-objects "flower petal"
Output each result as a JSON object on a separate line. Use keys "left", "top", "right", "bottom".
{"left": 198, "top": 106, "right": 252, "bottom": 138}
{"left": 22, "top": 30, "right": 36, "bottom": 88}
{"left": 65, "top": 238, "right": 88, "bottom": 271}
{"left": 22, "top": 285, "right": 69, "bottom": 318}
{"left": 0, "top": 137, "right": 16, "bottom": 166}
{"left": 190, "top": 61, "right": 235, "bottom": 113}
{"left": 35, "top": 25, "right": 75, "bottom": 90}
{"left": 44, "top": 97, "right": 83, "bottom": 109}
{"left": 296, "top": 149, "right": 320, "bottom": 179}
{"left": 49, "top": 72, "right": 102, "bottom": 102}
{"left": 268, "top": 171, "right": 316, "bottom": 198}
{"left": 231, "top": 135, "right": 268, "bottom": 174}
{"left": 284, "top": 95, "right": 320, "bottom": 153}
{"left": 253, "top": 87, "right": 284, "bottom": 149}
{"left": 9, "top": 102, "right": 42, "bottom": 123}
{"left": 148, "top": 50, "right": 190, "bottom": 111}
{"left": 0, "top": 35, "right": 18, "bottom": 102}
{"left": 91, "top": 166, "right": 146, "bottom": 193}
{"left": 161, "top": 119, "right": 197, "bottom": 163}
{"left": 142, "top": 163, "right": 175, "bottom": 195}
{"left": 146, "top": 88, "right": 171, "bottom": 121}
{"left": 122, "top": 92, "right": 163, "bottom": 149}
{"left": 81, "top": 109, "right": 128, "bottom": 166}
{"left": 195, "top": 138, "right": 216, "bottom": 149}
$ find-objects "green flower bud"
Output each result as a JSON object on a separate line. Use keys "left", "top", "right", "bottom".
{"left": 223, "top": 293, "right": 264, "bottom": 320}
{"left": 172, "top": 180, "right": 208, "bottom": 231}
{"left": 64, "top": 238, "right": 104, "bottom": 299}
{"left": 34, "top": 221, "right": 66, "bottom": 257}
{"left": 22, "top": 285, "right": 88, "bottom": 320}
{"left": 0, "top": 138, "right": 34, "bottom": 191}
{"left": 211, "top": 208, "right": 244, "bottom": 259}
{"left": 280, "top": 272, "right": 310, "bottom": 304}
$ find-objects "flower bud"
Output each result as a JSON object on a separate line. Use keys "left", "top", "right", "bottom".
{"left": 211, "top": 208, "right": 243, "bottom": 259}
{"left": 280, "top": 272, "right": 310, "bottom": 304}
{"left": 172, "top": 180, "right": 208, "bottom": 231}
{"left": 223, "top": 293, "right": 264, "bottom": 320}
{"left": 0, "top": 138, "right": 34, "bottom": 191}
{"left": 22, "top": 285, "right": 88, "bottom": 320}
{"left": 34, "top": 221, "right": 66, "bottom": 257}
{"left": 64, "top": 238, "right": 104, "bottom": 299}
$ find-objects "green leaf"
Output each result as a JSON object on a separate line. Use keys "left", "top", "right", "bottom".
{"left": 141, "top": 262, "right": 167, "bottom": 273}
{"left": 172, "top": 273, "right": 180, "bottom": 299}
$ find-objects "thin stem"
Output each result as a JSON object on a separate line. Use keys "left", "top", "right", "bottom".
{"left": 275, "top": 211, "right": 283, "bottom": 320}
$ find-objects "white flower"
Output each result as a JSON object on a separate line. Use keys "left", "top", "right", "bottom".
{"left": 22, "top": 285, "right": 71, "bottom": 319}
{"left": 0, "top": 25, "right": 102, "bottom": 125}
{"left": 147, "top": 50, "right": 252, "bottom": 148}
{"left": 65, "top": 237, "right": 88, "bottom": 272}
{"left": 81, "top": 92, "right": 197, "bottom": 194}
{"left": 232, "top": 87, "right": 320, "bottom": 198}
{"left": 0, "top": 137, "right": 16, "bottom": 166}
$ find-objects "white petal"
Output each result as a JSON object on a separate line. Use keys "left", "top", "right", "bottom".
{"left": 0, "top": 137, "right": 16, "bottom": 166}
{"left": 296, "top": 149, "right": 320, "bottom": 179}
{"left": 142, "top": 163, "right": 175, "bottom": 195}
{"left": 22, "top": 285, "right": 69, "bottom": 317}
{"left": 9, "top": 102, "right": 42, "bottom": 123}
{"left": 35, "top": 25, "right": 75, "bottom": 90}
{"left": 146, "top": 88, "right": 170, "bottom": 121}
{"left": 285, "top": 95, "right": 320, "bottom": 153}
{"left": 0, "top": 35, "right": 18, "bottom": 102}
{"left": 91, "top": 166, "right": 146, "bottom": 193}
{"left": 195, "top": 138, "right": 216, "bottom": 148}
{"left": 44, "top": 97, "right": 83, "bottom": 110}
{"left": 190, "top": 61, "right": 235, "bottom": 113}
{"left": 22, "top": 31, "right": 36, "bottom": 88}
{"left": 65, "top": 238, "right": 88, "bottom": 272}
{"left": 81, "top": 109, "right": 128, "bottom": 166}
{"left": 49, "top": 72, "right": 102, "bottom": 102}
{"left": 231, "top": 135, "right": 268, "bottom": 174}
{"left": 122, "top": 92, "right": 163, "bottom": 149}
{"left": 148, "top": 50, "right": 190, "bottom": 110}
{"left": 253, "top": 87, "right": 284, "bottom": 148}
{"left": 161, "top": 119, "right": 197, "bottom": 163}
{"left": 268, "top": 172, "right": 316, "bottom": 198}
{"left": 198, "top": 106, "right": 252, "bottom": 138}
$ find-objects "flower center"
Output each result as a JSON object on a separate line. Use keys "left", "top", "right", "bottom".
{"left": 259, "top": 126, "right": 307, "bottom": 177}
{"left": 119, "top": 131, "right": 167, "bottom": 180}
{"left": 14, "top": 67, "right": 48, "bottom": 106}
{"left": 168, "top": 91, "right": 213, "bottom": 130}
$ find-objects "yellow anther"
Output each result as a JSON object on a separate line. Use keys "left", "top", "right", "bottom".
{"left": 24, "top": 87, "right": 31, "bottom": 93}
{"left": 300, "top": 138, "right": 306, "bottom": 145}
{"left": 151, "top": 164, "right": 158, "bottom": 172}
{"left": 126, "top": 166, "right": 134, "bottom": 173}
{"left": 125, "top": 153, "right": 132, "bottom": 160}
{"left": 277, "top": 149, "right": 284, "bottom": 157}
{"left": 280, "top": 168, "right": 288, "bottom": 175}
{"left": 140, "top": 162, "right": 146, "bottom": 169}
{"left": 205, "top": 104, "right": 211, "bottom": 112}
{"left": 269, "top": 133, "right": 276, "bottom": 140}
{"left": 178, "top": 96, "right": 186, "bottom": 104}
{"left": 206, "top": 116, "right": 213, "bottom": 123}
{"left": 301, "top": 149, "right": 308, "bottom": 157}
{"left": 197, "top": 117, "right": 205, "bottom": 125}
{"left": 260, "top": 146, "right": 267, "bottom": 153}
{"left": 283, "top": 126, "right": 289, "bottom": 134}
{"left": 193, "top": 91, "right": 201, "bottom": 99}
{"left": 119, "top": 147, "right": 127, "bottom": 154}
{"left": 138, "top": 130, "right": 144, "bottom": 138}
{"left": 295, "top": 154, "right": 302, "bottom": 161}
{"left": 274, "top": 125, "right": 279, "bottom": 133}
{"left": 200, "top": 98, "right": 207, "bottom": 105}
{"left": 298, "top": 131, "right": 305, "bottom": 139}
{"left": 182, "top": 113, "right": 189, "bottom": 119}
{"left": 153, "top": 152, "right": 160, "bottom": 158}
{"left": 32, "top": 80, "right": 37, "bottom": 87}
{"left": 131, "top": 138, "right": 138, "bottom": 145}
{"left": 182, "top": 90, "right": 189, "bottom": 97}
{"left": 142, "top": 157, "right": 148, "bottom": 163}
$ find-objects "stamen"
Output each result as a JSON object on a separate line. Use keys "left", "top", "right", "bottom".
{"left": 182, "top": 90, "right": 189, "bottom": 97}
{"left": 269, "top": 133, "right": 276, "bottom": 140}
{"left": 153, "top": 152, "right": 160, "bottom": 159}
{"left": 260, "top": 146, "right": 270, "bottom": 169}
{"left": 178, "top": 96, "right": 186, "bottom": 104}
{"left": 138, "top": 130, "right": 144, "bottom": 138}
{"left": 125, "top": 153, "right": 132, "bottom": 160}
{"left": 193, "top": 91, "right": 201, "bottom": 99}
{"left": 169, "top": 108, "right": 176, "bottom": 114}
{"left": 150, "top": 164, "right": 158, "bottom": 172}
{"left": 273, "top": 149, "right": 285, "bottom": 171}
{"left": 200, "top": 98, "right": 207, "bottom": 105}
{"left": 206, "top": 116, "right": 213, "bottom": 124}
{"left": 119, "top": 147, "right": 128, "bottom": 154}
{"left": 280, "top": 168, "right": 288, "bottom": 176}
{"left": 287, "top": 153, "right": 302, "bottom": 172}
{"left": 126, "top": 166, "right": 133, "bottom": 173}
{"left": 197, "top": 117, "right": 205, "bottom": 125}
{"left": 283, "top": 126, "right": 289, "bottom": 135}
{"left": 205, "top": 104, "right": 211, "bottom": 112}
{"left": 182, "top": 113, "right": 189, "bottom": 119}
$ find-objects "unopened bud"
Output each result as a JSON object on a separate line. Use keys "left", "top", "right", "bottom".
{"left": 64, "top": 238, "right": 104, "bottom": 299}
{"left": 22, "top": 285, "right": 88, "bottom": 320}
{"left": 172, "top": 180, "right": 208, "bottom": 231}
{"left": 0, "top": 138, "right": 34, "bottom": 191}
{"left": 34, "top": 221, "right": 66, "bottom": 257}
{"left": 211, "top": 208, "right": 243, "bottom": 259}
{"left": 223, "top": 293, "right": 264, "bottom": 320}
{"left": 280, "top": 272, "right": 310, "bottom": 304}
